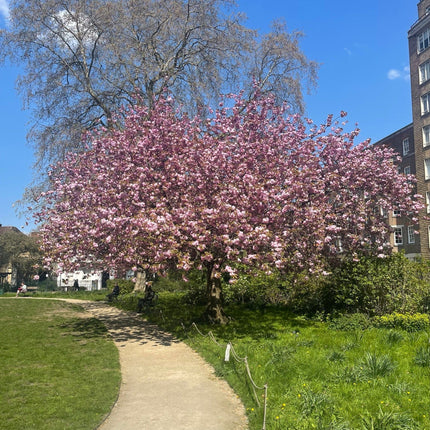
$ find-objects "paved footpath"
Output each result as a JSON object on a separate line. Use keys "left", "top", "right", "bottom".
{"left": 65, "top": 300, "right": 248, "bottom": 430}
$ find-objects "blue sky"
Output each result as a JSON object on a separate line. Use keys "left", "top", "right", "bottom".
{"left": 0, "top": 0, "right": 418, "bottom": 233}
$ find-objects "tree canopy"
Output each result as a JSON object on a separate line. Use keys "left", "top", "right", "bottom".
{"left": 36, "top": 93, "right": 422, "bottom": 323}
{"left": 1, "top": 0, "right": 318, "bottom": 181}
{"left": 0, "top": 227, "right": 41, "bottom": 283}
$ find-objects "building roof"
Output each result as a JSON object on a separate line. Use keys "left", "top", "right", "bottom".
{"left": 373, "top": 123, "right": 414, "bottom": 148}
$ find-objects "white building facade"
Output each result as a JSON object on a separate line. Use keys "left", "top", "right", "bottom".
{"left": 56, "top": 269, "right": 110, "bottom": 291}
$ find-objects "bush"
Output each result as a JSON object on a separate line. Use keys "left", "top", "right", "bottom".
{"left": 328, "top": 313, "right": 372, "bottom": 331}
{"left": 0, "top": 282, "right": 11, "bottom": 292}
{"left": 374, "top": 313, "right": 430, "bottom": 332}
{"left": 222, "top": 269, "right": 289, "bottom": 306}
{"left": 153, "top": 270, "right": 188, "bottom": 292}
{"left": 106, "top": 279, "right": 135, "bottom": 295}
{"left": 320, "top": 253, "right": 430, "bottom": 316}
{"left": 36, "top": 278, "right": 58, "bottom": 291}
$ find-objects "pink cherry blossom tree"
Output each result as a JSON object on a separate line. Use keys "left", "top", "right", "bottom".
{"left": 35, "top": 93, "right": 422, "bottom": 323}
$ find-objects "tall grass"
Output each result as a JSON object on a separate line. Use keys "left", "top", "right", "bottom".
{"left": 0, "top": 298, "right": 120, "bottom": 429}
{"left": 136, "top": 292, "right": 430, "bottom": 430}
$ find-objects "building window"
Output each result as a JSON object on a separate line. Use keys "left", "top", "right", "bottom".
{"left": 423, "top": 125, "right": 430, "bottom": 147}
{"left": 425, "top": 159, "right": 430, "bottom": 180}
{"left": 422, "top": 93, "right": 430, "bottom": 114}
{"left": 418, "top": 28, "right": 430, "bottom": 53}
{"left": 428, "top": 226, "right": 430, "bottom": 248}
{"left": 394, "top": 227, "right": 403, "bottom": 246}
{"left": 402, "top": 138, "right": 410, "bottom": 155}
{"left": 420, "top": 60, "right": 430, "bottom": 83}
{"left": 393, "top": 208, "right": 401, "bottom": 217}
{"left": 426, "top": 191, "right": 430, "bottom": 213}
{"left": 404, "top": 165, "right": 411, "bottom": 175}
{"left": 408, "top": 226, "right": 415, "bottom": 244}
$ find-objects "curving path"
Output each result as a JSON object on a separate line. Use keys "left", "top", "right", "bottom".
{"left": 64, "top": 299, "right": 248, "bottom": 430}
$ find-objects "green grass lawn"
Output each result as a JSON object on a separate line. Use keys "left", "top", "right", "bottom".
{"left": 3, "top": 290, "right": 428, "bottom": 429}
{"left": 141, "top": 293, "right": 430, "bottom": 430}
{"left": 0, "top": 298, "right": 121, "bottom": 430}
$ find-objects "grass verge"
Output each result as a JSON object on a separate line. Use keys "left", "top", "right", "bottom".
{"left": 0, "top": 298, "right": 121, "bottom": 430}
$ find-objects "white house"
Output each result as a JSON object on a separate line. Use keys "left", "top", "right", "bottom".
{"left": 56, "top": 268, "right": 110, "bottom": 291}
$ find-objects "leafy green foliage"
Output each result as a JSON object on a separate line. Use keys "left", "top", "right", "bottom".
{"left": 322, "top": 253, "right": 430, "bottom": 316}
{"left": 35, "top": 278, "right": 58, "bottom": 291}
{"left": 0, "top": 228, "right": 42, "bottom": 285}
{"left": 110, "top": 251, "right": 430, "bottom": 320}
{"left": 374, "top": 313, "right": 430, "bottom": 332}
{"left": 222, "top": 268, "right": 288, "bottom": 306}
{"left": 106, "top": 278, "right": 135, "bottom": 294}
{"left": 328, "top": 313, "right": 372, "bottom": 331}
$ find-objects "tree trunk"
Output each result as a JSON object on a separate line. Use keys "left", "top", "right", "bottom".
{"left": 133, "top": 268, "right": 147, "bottom": 292}
{"left": 205, "top": 266, "right": 229, "bottom": 325}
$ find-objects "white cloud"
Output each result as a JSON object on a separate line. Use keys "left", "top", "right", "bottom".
{"left": 37, "top": 9, "right": 99, "bottom": 52}
{"left": 387, "top": 67, "right": 410, "bottom": 81}
{"left": 388, "top": 69, "right": 401, "bottom": 80}
{"left": 0, "top": 0, "right": 10, "bottom": 21}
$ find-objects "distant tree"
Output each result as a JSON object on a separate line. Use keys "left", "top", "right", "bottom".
{"left": 36, "top": 93, "right": 422, "bottom": 323}
{"left": 0, "top": 0, "right": 318, "bottom": 191}
{"left": 0, "top": 229, "right": 41, "bottom": 283}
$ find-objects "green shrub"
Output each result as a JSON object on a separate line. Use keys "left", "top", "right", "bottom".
{"left": 328, "top": 313, "right": 372, "bottom": 331}
{"left": 106, "top": 279, "right": 135, "bottom": 294}
{"left": 36, "top": 278, "right": 57, "bottom": 291}
{"left": 179, "top": 270, "right": 208, "bottom": 305}
{"left": 321, "top": 253, "right": 430, "bottom": 316}
{"left": 374, "top": 313, "right": 430, "bottom": 332}
{"left": 222, "top": 269, "right": 288, "bottom": 306}
{"left": 0, "top": 282, "right": 11, "bottom": 292}
{"left": 153, "top": 270, "right": 188, "bottom": 292}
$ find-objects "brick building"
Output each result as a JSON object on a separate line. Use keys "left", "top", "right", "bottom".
{"left": 376, "top": 0, "right": 430, "bottom": 258}
{"left": 375, "top": 124, "right": 420, "bottom": 258}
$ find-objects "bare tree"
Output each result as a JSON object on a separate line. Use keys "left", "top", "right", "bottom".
{"left": 0, "top": 0, "right": 318, "bottom": 185}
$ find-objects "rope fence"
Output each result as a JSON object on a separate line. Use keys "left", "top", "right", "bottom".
{"left": 189, "top": 322, "right": 268, "bottom": 430}
{"left": 147, "top": 308, "right": 268, "bottom": 429}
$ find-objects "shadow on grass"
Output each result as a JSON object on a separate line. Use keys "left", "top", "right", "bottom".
{"left": 140, "top": 293, "right": 316, "bottom": 343}
{"left": 191, "top": 304, "right": 314, "bottom": 341}
{"left": 59, "top": 317, "right": 109, "bottom": 339}
{"left": 73, "top": 301, "right": 180, "bottom": 347}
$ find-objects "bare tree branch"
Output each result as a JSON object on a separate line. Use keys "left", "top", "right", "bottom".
{"left": 0, "top": 0, "right": 318, "bottom": 211}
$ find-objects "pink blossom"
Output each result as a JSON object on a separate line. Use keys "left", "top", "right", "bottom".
{"left": 34, "top": 92, "right": 422, "bottom": 281}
